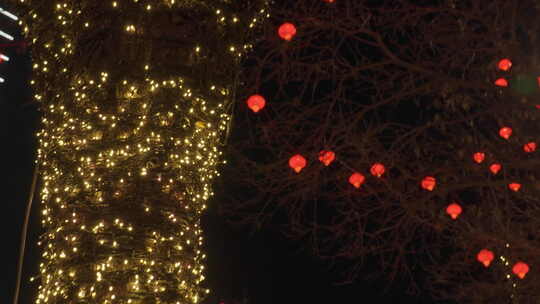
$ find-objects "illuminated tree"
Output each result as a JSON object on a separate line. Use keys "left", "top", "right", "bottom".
{"left": 223, "top": 0, "right": 540, "bottom": 302}
{"left": 9, "top": 0, "right": 267, "bottom": 303}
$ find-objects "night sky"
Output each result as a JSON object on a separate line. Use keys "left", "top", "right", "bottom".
{"left": 1, "top": 18, "right": 426, "bottom": 304}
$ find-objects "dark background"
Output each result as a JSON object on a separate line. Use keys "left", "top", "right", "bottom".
{"left": 1, "top": 21, "right": 424, "bottom": 304}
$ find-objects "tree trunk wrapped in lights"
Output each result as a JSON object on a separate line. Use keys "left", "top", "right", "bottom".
{"left": 10, "top": 0, "right": 267, "bottom": 303}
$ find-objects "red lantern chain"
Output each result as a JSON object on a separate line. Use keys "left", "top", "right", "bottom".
{"left": 489, "top": 163, "right": 502, "bottom": 175}
{"left": 494, "top": 78, "right": 508, "bottom": 87}
{"left": 247, "top": 94, "right": 266, "bottom": 113}
{"left": 289, "top": 154, "right": 307, "bottom": 173}
{"left": 473, "top": 152, "right": 485, "bottom": 164}
{"left": 477, "top": 249, "right": 495, "bottom": 267}
{"left": 523, "top": 142, "right": 537, "bottom": 153}
{"left": 348, "top": 173, "right": 365, "bottom": 189}
{"left": 499, "top": 127, "right": 512, "bottom": 140}
{"left": 508, "top": 182, "right": 521, "bottom": 192}
{"left": 498, "top": 58, "right": 512, "bottom": 71}
{"left": 421, "top": 176, "right": 436, "bottom": 191}
{"left": 446, "top": 203, "right": 462, "bottom": 220}
{"left": 278, "top": 22, "right": 297, "bottom": 41}
{"left": 512, "top": 262, "right": 530, "bottom": 279}
{"left": 370, "top": 163, "right": 385, "bottom": 178}
{"left": 318, "top": 150, "right": 336, "bottom": 166}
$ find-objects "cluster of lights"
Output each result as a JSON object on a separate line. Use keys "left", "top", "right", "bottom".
{"left": 477, "top": 245, "right": 529, "bottom": 301}
{"left": 484, "top": 58, "right": 540, "bottom": 194}
{"left": 464, "top": 58, "right": 536, "bottom": 291}
{"left": 470, "top": 148, "right": 531, "bottom": 191}
{"left": 440, "top": 57, "right": 539, "bottom": 278}
{"left": 246, "top": 0, "right": 338, "bottom": 112}
{"left": 477, "top": 248, "right": 528, "bottom": 301}
{"left": 251, "top": 9, "right": 534, "bottom": 294}
{"left": 437, "top": 57, "right": 537, "bottom": 295}
{"left": 250, "top": 5, "right": 535, "bottom": 300}
{"left": 12, "top": 0, "right": 269, "bottom": 303}
{"left": 286, "top": 151, "right": 441, "bottom": 195}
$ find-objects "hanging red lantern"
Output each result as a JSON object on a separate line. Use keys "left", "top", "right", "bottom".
{"left": 473, "top": 152, "right": 485, "bottom": 164}
{"left": 494, "top": 78, "right": 508, "bottom": 87}
{"left": 289, "top": 154, "right": 307, "bottom": 173}
{"left": 536, "top": 105, "right": 540, "bottom": 109}
{"left": 523, "top": 142, "right": 537, "bottom": 153}
{"left": 370, "top": 163, "right": 385, "bottom": 178}
{"left": 348, "top": 172, "right": 365, "bottom": 189}
{"left": 247, "top": 94, "right": 266, "bottom": 113}
{"left": 499, "top": 127, "right": 512, "bottom": 140}
{"left": 489, "top": 163, "right": 502, "bottom": 175}
{"left": 508, "top": 182, "right": 521, "bottom": 192}
{"left": 421, "top": 176, "right": 436, "bottom": 191}
{"left": 318, "top": 150, "right": 336, "bottom": 166}
{"left": 278, "top": 22, "right": 297, "bottom": 41}
{"left": 477, "top": 249, "right": 495, "bottom": 267}
{"left": 498, "top": 58, "right": 512, "bottom": 71}
{"left": 446, "top": 203, "right": 462, "bottom": 220}
{"left": 512, "top": 262, "right": 530, "bottom": 279}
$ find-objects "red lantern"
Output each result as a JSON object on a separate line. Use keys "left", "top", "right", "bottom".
{"left": 513, "top": 262, "right": 530, "bottom": 279}
{"left": 323, "top": 0, "right": 335, "bottom": 2}
{"left": 247, "top": 94, "right": 266, "bottom": 113}
{"left": 421, "top": 176, "right": 436, "bottom": 191}
{"left": 498, "top": 58, "right": 512, "bottom": 71}
{"left": 508, "top": 182, "right": 521, "bottom": 192}
{"left": 370, "top": 163, "right": 385, "bottom": 178}
{"left": 446, "top": 203, "right": 462, "bottom": 220}
{"left": 494, "top": 78, "right": 508, "bottom": 87}
{"left": 477, "top": 249, "right": 494, "bottom": 267}
{"left": 348, "top": 172, "right": 365, "bottom": 189}
{"left": 473, "top": 152, "right": 485, "bottom": 164}
{"left": 289, "top": 154, "right": 307, "bottom": 173}
{"left": 499, "top": 127, "right": 512, "bottom": 140}
{"left": 524, "top": 142, "right": 536, "bottom": 153}
{"left": 318, "top": 150, "right": 335, "bottom": 166}
{"left": 536, "top": 105, "right": 540, "bottom": 109}
{"left": 489, "top": 163, "right": 501, "bottom": 175}
{"left": 278, "top": 22, "right": 297, "bottom": 41}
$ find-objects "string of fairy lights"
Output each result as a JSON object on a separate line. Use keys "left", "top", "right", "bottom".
{"left": 11, "top": 0, "right": 268, "bottom": 303}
